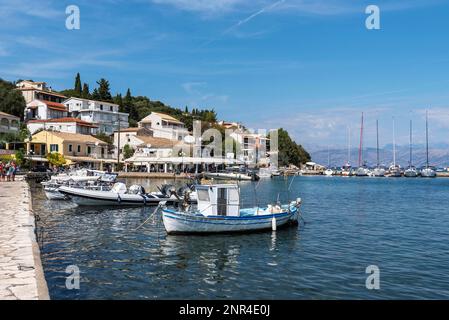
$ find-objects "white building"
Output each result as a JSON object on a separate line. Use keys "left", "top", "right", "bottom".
{"left": 27, "top": 118, "right": 98, "bottom": 135}
{"left": 138, "top": 112, "right": 189, "bottom": 141}
{"left": 113, "top": 127, "right": 152, "bottom": 157}
{"left": 0, "top": 111, "right": 20, "bottom": 134}
{"left": 17, "top": 80, "right": 67, "bottom": 104}
{"left": 64, "top": 98, "right": 129, "bottom": 135}
{"left": 229, "top": 131, "right": 270, "bottom": 166}
{"left": 25, "top": 99, "right": 68, "bottom": 121}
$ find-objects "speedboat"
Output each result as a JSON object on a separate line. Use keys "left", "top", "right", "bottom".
{"left": 324, "top": 169, "right": 334, "bottom": 176}
{"left": 162, "top": 184, "right": 301, "bottom": 234}
{"left": 41, "top": 169, "right": 117, "bottom": 200}
{"left": 59, "top": 183, "right": 197, "bottom": 206}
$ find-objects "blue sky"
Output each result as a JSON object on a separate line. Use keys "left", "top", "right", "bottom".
{"left": 1, "top": 0, "right": 449, "bottom": 149}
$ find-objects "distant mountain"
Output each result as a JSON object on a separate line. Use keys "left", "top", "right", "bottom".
{"left": 311, "top": 145, "right": 449, "bottom": 168}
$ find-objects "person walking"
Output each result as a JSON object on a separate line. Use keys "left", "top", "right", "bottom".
{"left": 10, "top": 161, "right": 17, "bottom": 182}
{"left": 0, "top": 161, "right": 4, "bottom": 182}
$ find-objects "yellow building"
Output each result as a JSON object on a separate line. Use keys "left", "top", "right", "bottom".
{"left": 26, "top": 130, "right": 117, "bottom": 169}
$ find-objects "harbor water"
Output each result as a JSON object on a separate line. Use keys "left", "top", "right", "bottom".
{"left": 31, "top": 176, "right": 449, "bottom": 299}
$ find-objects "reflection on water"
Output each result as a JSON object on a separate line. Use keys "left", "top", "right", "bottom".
{"left": 32, "top": 176, "right": 449, "bottom": 299}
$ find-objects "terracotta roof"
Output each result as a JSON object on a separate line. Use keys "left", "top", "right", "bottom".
{"left": 35, "top": 130, "right": 107, "bottom": 145}
{"left": 17, "top": 88, "right": 67, "bottom": 98}
{"left": 136, "top": 135, "right": 181, "bottom": 148}
{"left": 140, "top": 112, "right": 184, "bottom": 125}
{"left": 31, "top": 100, "right": 68, "bottom": 112}
{"left": 28, "top": 118, "right": 98, "bottom": 128}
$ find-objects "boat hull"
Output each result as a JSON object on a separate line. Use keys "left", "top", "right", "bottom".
{"left": 58, "top": 186, "right": 184, "bottom": 206}
{"left": 162, "top": 209, "right": 299, "bottom": 234}
{"left": 44, "top": 188, "right": 68, "bottom": 200}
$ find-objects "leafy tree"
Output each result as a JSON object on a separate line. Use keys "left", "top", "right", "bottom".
{"left": 82, "top": 83, "right": 90, "bottom": 99}
{"left": 0, "top": 78, "right": 26, "bottom": 119}
{"left": 95, "top": 132, "right": 113, "bottom": 145}
{"left": 96, "top": 78, "right": 112, "bottom": 102}
{"left": 91, "top": 88, "right": 100, "bottom": 100}
{"left": 47, "top": 152, "right": 66, "bottom": 167}
{"left": 74, "top": 73, "right": 82, "bottom": 97}
{"left": 14, "top": 149, "right": 27, "bottom": 167}
{"left": 271, "top": 128, "right": 310, "bottom": 167}
{"left": 123, "top": 144, "right": 135, "bottom": 160}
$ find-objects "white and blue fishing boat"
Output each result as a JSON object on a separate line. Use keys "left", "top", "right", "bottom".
{"left": 162, "top": 184, "right": 302, "bottom": 234}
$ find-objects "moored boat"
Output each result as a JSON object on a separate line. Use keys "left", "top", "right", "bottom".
{"left": 162, "top": 184, "right": 301, "bottom": 234}
{"left": 59, "top": 183, "right": 197, "bottom": 206}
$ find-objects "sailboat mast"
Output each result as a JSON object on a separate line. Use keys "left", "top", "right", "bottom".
{"left": 426, "top": 110, "right": 429, "bottom": 168}
{"left": 376, "top": 119, "right": 380, "bottom": 168}
{"left": 358, "top": 113, "right": 364, "bottom": 167}
{"left": 393, "top": 118, "right": 396, "bottom": 167}
{"left": 409, "top": 120, "right": 413, "bottom": 167}
{"left": 348, "top": 126, "right": 351, "bottom": 166}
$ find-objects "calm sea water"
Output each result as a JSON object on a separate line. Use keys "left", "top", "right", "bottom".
{"left": 31, "top": 176, "right": 449, "bottom": 299}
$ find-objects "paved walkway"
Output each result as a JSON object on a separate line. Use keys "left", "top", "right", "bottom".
{"left": 0, "top": 179, "right": 49, "bottom": 300}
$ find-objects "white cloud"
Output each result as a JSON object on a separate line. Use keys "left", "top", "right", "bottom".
{"left": 151, "top": 0, "right": 246, "bottom": 14}
{"left": 181, "top": 81, "right": 229, "bottom": 105}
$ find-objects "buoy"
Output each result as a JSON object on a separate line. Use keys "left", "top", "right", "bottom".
{"left": 272, "top": 216, "right": 277, "bottom": 231}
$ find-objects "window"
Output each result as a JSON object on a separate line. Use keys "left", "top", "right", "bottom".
{"left": 110, "top": 106, "right": 113, "bottom": 111}
{"left": 87, "top": 146, "right": 91, "bottom": 154}
{"left": 68, "top": 144, "right": 73, "bottom": 152}
{"left": 100, "top": 104, "right": 103, "bottom": 110}
{"left": 197, "top": 189, "right": 210, "bottom": 202}
{"left": 77, "top": 145, "right": 81, "bottom": 153}
{"left": 50, "top": 144, "right": 59, "bottom": 152}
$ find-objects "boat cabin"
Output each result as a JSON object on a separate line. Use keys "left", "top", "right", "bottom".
{"left": 196, "top": 184, "right": 240, "bottom": 217}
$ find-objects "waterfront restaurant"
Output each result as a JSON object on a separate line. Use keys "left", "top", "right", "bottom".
{"left": 124, "top": 152, "right": 244, "bottom": 174}
{"left": 26, "top": 130, "right": 117, "bottom": 170}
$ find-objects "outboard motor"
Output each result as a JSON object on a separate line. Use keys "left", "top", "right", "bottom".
{"left": 178, "top": 186, "right": 192, "bottom": 198}
{"left": 161, "top": 184, "right": 177, "bottom": 197}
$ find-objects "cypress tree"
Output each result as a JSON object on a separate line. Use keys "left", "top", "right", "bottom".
{"left": 82, "top": 83, "right": 90, "bottom": 99}
{"left": 74, "top": 73, "right": 82, "bottom": 97}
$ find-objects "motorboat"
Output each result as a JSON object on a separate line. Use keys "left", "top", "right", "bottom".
{"left": 324, "top": 168, "right": 334, "bottom": 176}
{"left": 161, "top": 184, "right": 301, "bottom": 234}
{"left": 41, "top": 169, "right": 117, "bottom": 200}
{"left": 203, "top": 171, "right": 259, "bottom": 181}
{"left": 59, "top": 183, "right": 197, "bottom": 206}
